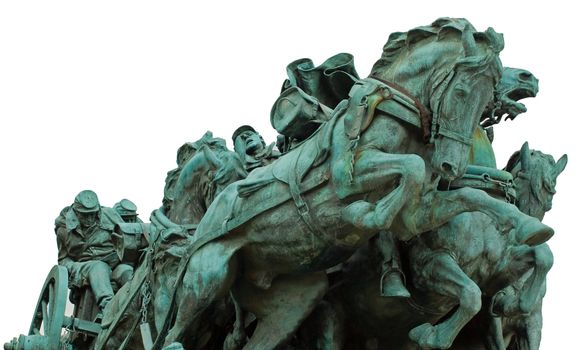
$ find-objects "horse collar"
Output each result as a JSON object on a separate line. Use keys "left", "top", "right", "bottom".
{"left": 369, "top": 76, "right": 432, "bottom": 143}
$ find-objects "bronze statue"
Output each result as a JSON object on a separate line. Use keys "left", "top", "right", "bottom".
{"left": 158, "top": 18, "right": 551, "bottom": 348}
{"left": 3, "top": 17, "right": 566, "bottom": 350}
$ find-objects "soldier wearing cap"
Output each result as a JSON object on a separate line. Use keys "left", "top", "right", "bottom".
{"left": 232, "top": 125, "right": 280, "bottom": 172}
{"left": 55, "top": 190, "right": 133, "bottom": 321}
{"left": 113, "top": 198, "right": 142, "bottom": 223}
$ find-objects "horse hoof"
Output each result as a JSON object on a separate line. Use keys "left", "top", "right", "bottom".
{"left": 516, "top": 217, "right": 554, "bottom": 246}
{"left": 223, "top": 331, "right": 246, "bottom": 350}
{"left": 491, "top": 289, "right": 520, "bottom": 317}
{"left": 162, "top": 342, "right": 185, "bottom": 350}
{"left": 409, "top": 323, "right": 452, "bottom": 349}
{"left": 409, "top": 323, "right": 434, "bottom": 347}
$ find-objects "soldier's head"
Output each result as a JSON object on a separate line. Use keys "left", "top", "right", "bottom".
{"left": 232, "top": 125, "right": 265, "bottom": 156}
{"left": 72, "top": 190, "right": 101, "bottom": 228}
{"left": 114, "top": 199, "right": 139, "bottom": 223}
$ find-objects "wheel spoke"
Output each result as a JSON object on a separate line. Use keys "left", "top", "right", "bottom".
{"left": 48, "top": 284, "right": 54, "bottom": 332}
{"left": 48, "top": 283, "right": 54, "bottom": 311}
{"left": 41, "top": 300, "right": 49, "bottom": 335}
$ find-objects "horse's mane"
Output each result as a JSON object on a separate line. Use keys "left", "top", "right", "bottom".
{"left": 370, "top": 17, "right": 504, "bottom": 79}
{"left": 503, "top": 150, "right": 522, "bottom": 175}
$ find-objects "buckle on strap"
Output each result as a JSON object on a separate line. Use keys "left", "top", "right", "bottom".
{"left": 288, "top": 151, "right": 324, "bottom": 237}
{"left": 296, "top": 199, "right": 309, "bottom": 214}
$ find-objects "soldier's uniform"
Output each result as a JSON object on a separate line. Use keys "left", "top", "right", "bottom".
{"left": 55, "top": 190, "right": 133, "bottom": 318}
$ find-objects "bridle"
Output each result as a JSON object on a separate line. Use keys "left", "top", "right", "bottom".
{"left": 428, "top": 69, "right": 475, "bottom": 146}
{"left": 371, "top": 63, "right": 487, "bottom": 148}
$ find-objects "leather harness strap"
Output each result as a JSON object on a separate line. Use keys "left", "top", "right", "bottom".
{"left": 288, "top": 148, "right": 326, "bottom": 239}
{"left": 369, "top": 76, "right": 432, "bottom": 142}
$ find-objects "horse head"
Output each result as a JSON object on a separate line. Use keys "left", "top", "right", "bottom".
{"left": 481, "top": 67, "right": 539, "bottom": 128}
{"left": 370, "top": 18, "right": 504, "bottom": 180}
{"left": 168, "top": 132, "right": 247, "bottom": 224}
{"left": 505, "top": 142, "right": 568, "bottom": 220}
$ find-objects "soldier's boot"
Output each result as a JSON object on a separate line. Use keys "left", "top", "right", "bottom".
{"left": 376, "top": 232, "right": 411, "bottom": 298}
{"left": 94, "top": 295, "right": 113, "bottom": 323}
{"left": 380, "top": 264, "right": 411, "bottom": 298}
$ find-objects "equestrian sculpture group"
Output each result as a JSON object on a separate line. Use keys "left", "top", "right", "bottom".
{"left": 4, "top": 18, "right": 567, "bottom": 350}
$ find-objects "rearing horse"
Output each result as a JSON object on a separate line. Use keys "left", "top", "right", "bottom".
{"left": 300, "top": 144, "right": 566, "bottom": 350}
{"left": 161, "top": 18, "right": 551, "bottom": 349}
{"left": 95, "top": 133, "right": 247, "bottom": 349}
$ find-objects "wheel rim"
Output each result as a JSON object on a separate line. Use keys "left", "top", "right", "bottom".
{"left": 28, "top": 265, "right": 69, "bottom": 345}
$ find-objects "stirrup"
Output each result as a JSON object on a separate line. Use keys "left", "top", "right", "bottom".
{"left": 380, "top": 270, "right": 411, "bottom": 298}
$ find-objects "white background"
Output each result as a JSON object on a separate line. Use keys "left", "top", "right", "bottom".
{"left": 0, "top": 1, "right": 582, "bottom": 348}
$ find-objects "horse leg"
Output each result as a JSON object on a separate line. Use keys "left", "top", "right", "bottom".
{"left": 409, "top": 252, "right": 481, "bottom": 349}
{"left": 298, "top": 300, "right": 345, "bottom": 350}
{"left": 484, "top": 313, "right": 506, "bottom": 350}
{"left": 492, "top": 244, "right": 551, "bottom": 317}
{"left": 400, "top": 187, "right": 553, "bottom": 245}
{"left": 163, "top": 239, "right": 241, "bottom": 347}
{"left": 234, "top": 271, "right": 329, "bottom": 350}
{"left": 517, "top": 245, "right": 552, "bottom": 314}
{"left": 335, "top": 150, "right": 426, "bottom": 232}
{"left": 515, "top": 301, "right": 543, "bottom": 350}
{"left": 153, "top": 275, "right": 172, "bottom": 333}
{"left": 222, "top": 292, "right": 246, "bottom": 350}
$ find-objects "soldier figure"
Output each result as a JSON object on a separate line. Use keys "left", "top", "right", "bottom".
{"left": 55, "top": 190, "right": 134, "bottom": 320}
{"left": 232, "top": 125, "right": 280, "bottom": 172}
{"left": 113, "top": 198, "right": 142, "bottom": 223}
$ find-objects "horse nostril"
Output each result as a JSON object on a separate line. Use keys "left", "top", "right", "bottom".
{"left": 519, "top": 72, "right": 533, "bottom": 81}
{"left": 441, "top": 162, "right": 454, "bottom": 174}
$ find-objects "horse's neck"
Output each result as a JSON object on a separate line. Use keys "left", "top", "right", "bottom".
{"left": 515, "top": 177, "right": 546, "bottom": 221}
{"left": 167, "top": 158, "right": 216, "bottom": 225}
{"left": 168, "top": 193, "right": 208, "bottom": 225}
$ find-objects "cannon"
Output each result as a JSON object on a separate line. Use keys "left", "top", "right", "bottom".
{"left": 3, "top": 266, "right": 101, "bottom": 350}
{"left": 4, "top": 223, "right": 152, "bottom": 350}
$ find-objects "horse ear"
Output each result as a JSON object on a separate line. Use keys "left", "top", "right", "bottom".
{"left": 462, "top": 25, "right": 479, "bottom": 57}
{"left": 520, "top": 141, "right": 530, "bottom": 171}
{"left": 554, "top": 154, "right": 568, "bottom": 177}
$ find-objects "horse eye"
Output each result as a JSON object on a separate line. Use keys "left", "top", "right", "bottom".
{"left": 543, "top": 180, "right": 555, "bottom": 193}
{"left": 454, "top": 85, "right": 468, "bottom": 98}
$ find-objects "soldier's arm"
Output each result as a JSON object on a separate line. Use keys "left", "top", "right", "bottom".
{"left": 56, "top": 226, "right": 75, "bottom": 271}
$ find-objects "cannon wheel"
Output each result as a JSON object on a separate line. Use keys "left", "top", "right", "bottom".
{"left": 4, "top": 266, "right": 104, "bottom": 350}
{"left": 28, "top": 265, "right": 69, "bottom": 346}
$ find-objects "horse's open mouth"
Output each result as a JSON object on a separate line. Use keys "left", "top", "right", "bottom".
{"left": 498, "top": 69, "right": 539, "bottom": 121}
{"left": 501, "top": 86, "right": 537, "bottom": 119}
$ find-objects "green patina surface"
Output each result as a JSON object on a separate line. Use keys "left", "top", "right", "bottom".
{"left": 3, "top": 17, "right": 566, "bottom": 350}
